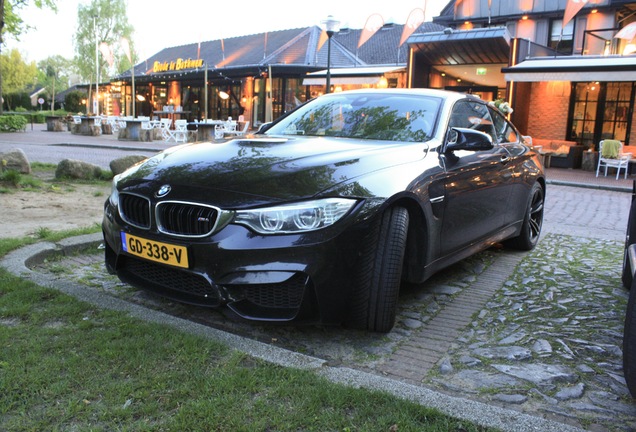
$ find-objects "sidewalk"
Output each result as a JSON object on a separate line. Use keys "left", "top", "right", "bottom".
{"left": 0, "top": 122, "right": 167, "bottom": 152}
{"left": 545, "top": 163, "right": 634, "bottom": 192}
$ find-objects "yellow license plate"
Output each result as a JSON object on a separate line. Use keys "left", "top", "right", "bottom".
{"left": 121, "top": 232, "right": 189, "bottom": 268}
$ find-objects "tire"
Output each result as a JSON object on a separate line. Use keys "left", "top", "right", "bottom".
{"left": 506, "top": 182, "right": 544, "bottom": 251}
{"left": 624, "top": 275, "right": 636, "bottom": 397}
{"left": 622, "top": 198, "right": 636, "bottom": 289}
{"left": 347, "top": 207, "right": 409, "bottom": 333}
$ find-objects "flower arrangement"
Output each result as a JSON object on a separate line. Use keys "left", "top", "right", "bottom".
{"left": 489, "top": 99, "right": 514, "bottom": 114}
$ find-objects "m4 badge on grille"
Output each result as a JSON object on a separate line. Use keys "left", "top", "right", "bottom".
{"left": 156, "top": 184, "right": 171, "bottom": 198}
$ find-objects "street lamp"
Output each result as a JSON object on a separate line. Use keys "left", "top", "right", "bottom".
{"left": 321, "top": 15, "right": 340, "bottom": 94}
{"left": 93, "top": 14, "right": 99, "bottom": 116}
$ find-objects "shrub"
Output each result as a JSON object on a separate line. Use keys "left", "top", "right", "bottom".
{"left": 1, "top": 169, "right": 22, "bottom": 187}
{"left": 31, "top": 113, "right": 45, "bottom": 123}
{"left": 0, "top": 115, "right": 28, "bottom": 132}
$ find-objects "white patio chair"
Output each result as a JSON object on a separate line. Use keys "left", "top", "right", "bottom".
{"left": 224, "top": 120, "right": 237, "bottom": 133}
{"left": 226, "top": 121, "right": 250, "bottom": 137}
{"left": 597, "top": 139, "right": 632, "bottom": 179}
{"left": 214, "top": 124, "right": 225, "bottom": 139}
{"left": 174, "top": 119, "right": 188, "bottom": 143}
{"left": 159, "top": 118, "right": 173, "bottom": 141}
{"left": 108, "top": 116, "right": 121, "bottom": 133}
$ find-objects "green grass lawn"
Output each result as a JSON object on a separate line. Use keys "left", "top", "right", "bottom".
{"left": 0, "top": 230, "right": 494, "bottom": 432}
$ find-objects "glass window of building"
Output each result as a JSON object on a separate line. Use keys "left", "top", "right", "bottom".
{"left": 550, "top": 19, "right": 574, "bottom": 54}
{"left": 569, "top": 82, "right": 635, "bottom": 147}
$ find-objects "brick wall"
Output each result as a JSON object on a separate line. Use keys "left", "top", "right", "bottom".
{"left": 526, "top": 81, "right": 571, "bottom": 141}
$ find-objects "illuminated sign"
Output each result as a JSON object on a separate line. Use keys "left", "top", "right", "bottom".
{"left": 153, "top": 58, "right": 204, "bottom": 73}
{"left": 476, "top": 67, "right": 487, "bottom": 76}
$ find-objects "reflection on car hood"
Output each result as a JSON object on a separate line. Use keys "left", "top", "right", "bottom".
{"left": 118, "top": 136, "right": 429, "bottom": 206}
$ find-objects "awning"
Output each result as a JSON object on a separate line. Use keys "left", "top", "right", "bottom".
{"left": 302, "top": 66, "right": 405, "bottom": 86}
{"left": 503, "top": 56, "right": 636, "bottom": 82}
{"left": 407, "top": 27, "right": 511, "bottom": 65}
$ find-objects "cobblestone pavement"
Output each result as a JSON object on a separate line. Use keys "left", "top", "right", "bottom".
{"left": 27, "top": 183, "right": 636, "bottom": 431}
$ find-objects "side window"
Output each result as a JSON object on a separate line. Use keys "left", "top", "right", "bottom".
{"left": 448, "top": 100, "right": 496, "bottom": 142}
{"left": 489, "top": 107, "right": 519, "bottom": 143}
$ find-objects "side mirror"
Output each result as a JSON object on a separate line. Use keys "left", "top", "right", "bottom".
{"left": 257, "top": 122, "right": 272, "bottom": 134}
{"left": 445, "top": 127, "right": 494, "bottom": 153}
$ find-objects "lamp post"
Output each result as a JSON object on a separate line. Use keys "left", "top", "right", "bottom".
{"left": 93, "top": 14, "right": 99, "bottom": 116}
{"left": 321, "top": 15, "right": 340, "bottom": 94}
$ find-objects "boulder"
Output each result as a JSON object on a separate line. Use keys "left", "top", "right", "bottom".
{"left": 109, "top": 155, "right": 148, "bottom": 176}
{"left": 1, "top": 148, "right": 31, "bottom": 174}
{"left": 55, "top": 159, "right": 103, "bottom": 180}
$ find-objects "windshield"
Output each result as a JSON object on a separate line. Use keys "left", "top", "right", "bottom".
{"left": 265, "top": 92, "right": 442, "bottom": 142}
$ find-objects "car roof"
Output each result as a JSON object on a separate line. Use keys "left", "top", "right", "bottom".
{"left": 321, "top": 88, "right": 482, "bottom": 103}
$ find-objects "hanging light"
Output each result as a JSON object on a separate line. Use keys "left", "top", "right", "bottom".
{"left": 219, "top": 91, "right": 230, "bottom": 100}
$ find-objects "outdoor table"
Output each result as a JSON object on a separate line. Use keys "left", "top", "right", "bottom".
{"left": 194, "top": 120, "right": 225, "bottom": 141}
{"left": 538, "top": 150, "right": 553, "bottom": 168}
{"left": 45, "top": 115, "right": 65, "bottom": 132}
{"left": 582, "top": 150, "right": 598, "bottom": 172}
{"left": 71, "top": 116, "right": 102, "bottom": 136}
{"left": 118, "top": 119, "right": 153, "bottom": 141}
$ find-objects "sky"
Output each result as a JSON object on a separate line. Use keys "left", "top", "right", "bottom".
{"left": 7, "top": 0, "right": 447, "bottom": 63}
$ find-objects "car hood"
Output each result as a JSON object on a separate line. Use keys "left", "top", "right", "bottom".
{"left": 118, "top": 136, "right": 430, "bottom": 207}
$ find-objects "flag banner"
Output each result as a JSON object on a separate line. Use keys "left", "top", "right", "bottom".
{"left": 399, "top": 8, "right": 426, "bottom": 47}
{"left": 563, "top": 0, "right": 588, "bottom": 30}
{"left": 99, "top": 42, "right": 114, "bottom": 68}
{"left": 358, "top": 13, "right": 384, "bottom": 48}
{"left": 615, "top": 22, "right": 636, "bottom": 40}
{"left": 120, "top": 37, "right": 132, "bottom": 63}
{"left": 317, "top": 30, "right": 329, "bottom": 51}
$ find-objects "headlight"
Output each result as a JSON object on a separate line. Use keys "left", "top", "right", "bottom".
{"left": 234, "top": 198, "right": 357, "bottom": 234}
{"left": 108, "top": 175, "right": 121, "bottom": 207}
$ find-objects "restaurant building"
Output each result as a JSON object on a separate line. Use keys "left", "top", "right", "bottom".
{"left": 407, "top": 0, "right": 636, "bottom": 148}
{"left": 106, "top": 21, "right": 443, "bottom": 129}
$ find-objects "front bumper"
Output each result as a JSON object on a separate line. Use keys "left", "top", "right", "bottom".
{"left": 102, "top": 205, "right": 369, "bottom": 325}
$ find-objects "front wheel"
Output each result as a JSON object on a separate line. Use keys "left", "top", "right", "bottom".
{"left": 624, "top": 276, "right": 636, "bottom": 397}
{"left": 506, "top": 182, "right": 544, "bottom": 251}
{"left": 347, "top": 207, "right": 409, "bottom": 333}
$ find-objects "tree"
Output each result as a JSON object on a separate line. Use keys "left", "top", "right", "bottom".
{"left": 0, "top": 48, "right": 37, "bottom": 110}
{"left": 74, "top": 0, "right": 135, "bottom": 86}
{"left": 64, "top": 90, "right": 87, "bottom": 113}
{"left": 37, "top": 55, "right": 74, "bottom": 112}
{"left": 0, "top": 0, "right": 57, "bottom": 114}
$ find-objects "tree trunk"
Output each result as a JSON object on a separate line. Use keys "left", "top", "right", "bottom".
{"left": 51, "top": 74, "right": 56, "bottom": 113}
{"left": 0, "top": 0, "right": 5, "bottom": 115}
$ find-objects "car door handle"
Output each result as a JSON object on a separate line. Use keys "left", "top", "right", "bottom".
{"left": 430, "top": 196, "right": 444, "bottom": 204}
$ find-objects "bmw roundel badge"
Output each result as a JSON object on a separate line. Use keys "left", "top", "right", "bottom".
{"left": 156, "top": 184, "right": 171, "bottom": 198}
